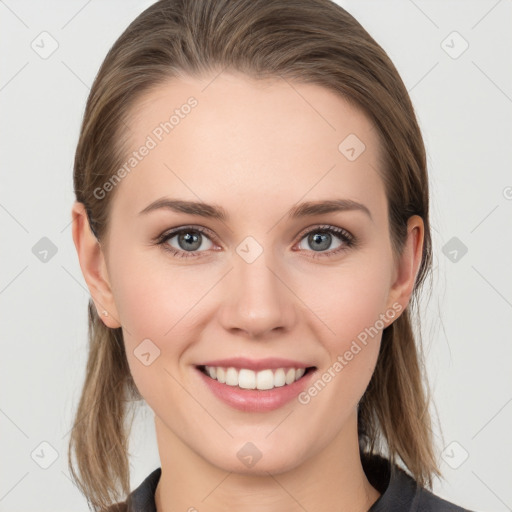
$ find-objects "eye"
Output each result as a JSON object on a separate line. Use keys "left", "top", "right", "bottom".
{"left": 156, "top": 226, "right": 216, "bottom": 258}
{"left": 296, "top": 224, "right": 356, "bottom": 259}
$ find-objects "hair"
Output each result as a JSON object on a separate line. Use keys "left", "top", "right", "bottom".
{"left": 69, "top": 0, "right": 441, "bottom": 510}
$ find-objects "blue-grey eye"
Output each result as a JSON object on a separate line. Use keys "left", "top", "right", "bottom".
{"left": 165, "top": 229, "right": 214, "bottom": 252}
{"left": 298, "top": 230, "right": 344, "bottom": 252}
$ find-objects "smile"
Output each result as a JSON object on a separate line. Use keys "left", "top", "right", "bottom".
{"left": 199, "top": 365, "right": 314, "bottom": 390}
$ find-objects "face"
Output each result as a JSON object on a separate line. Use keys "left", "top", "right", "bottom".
{"left": 79, "top": 71, "right": 422, "bottom": 475}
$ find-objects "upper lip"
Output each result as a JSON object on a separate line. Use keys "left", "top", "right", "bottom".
{"left": 197, "top": 357, "right": 315, "bottom": 371}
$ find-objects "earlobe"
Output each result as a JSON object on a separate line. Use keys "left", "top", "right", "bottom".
{"left": 385, "top": 215, "right": 424, "bottom": 320}
{"left": 70, "top": 201, "right": 122, "bottom": 328}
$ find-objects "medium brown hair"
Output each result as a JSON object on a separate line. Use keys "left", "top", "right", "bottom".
{"left": 70, "top": 0, "right": 440, "bottom": 509}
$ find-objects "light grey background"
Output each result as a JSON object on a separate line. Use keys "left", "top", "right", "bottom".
{"left": 1, "top": 1, "right": 511, "bottom": 511}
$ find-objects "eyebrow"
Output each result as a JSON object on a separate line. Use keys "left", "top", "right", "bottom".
{"left": 138, "top": 197, "right": 372, "bottom": 221}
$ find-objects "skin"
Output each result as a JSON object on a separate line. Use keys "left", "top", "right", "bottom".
{"left": 72, "top": 71, "right": 424, "bottom": 512}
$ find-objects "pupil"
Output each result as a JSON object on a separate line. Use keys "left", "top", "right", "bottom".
{"left": 310, "top": 232, "right": 330, "bottom": 251}
{"left": 180, "top": 232, "right": 201, "bottom": 251}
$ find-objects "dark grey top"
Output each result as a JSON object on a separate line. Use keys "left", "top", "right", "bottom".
{"left": 109, "top": 453, "right": 475, "bottom": 511}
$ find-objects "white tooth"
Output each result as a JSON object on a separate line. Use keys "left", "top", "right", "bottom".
{"left": 256, "top": 369, "right": 275, "bottom": 390}
{"left": 273, "top": 368, "right": 286, "bottom": 387}
{"left": 225, "top": 367, "right": 238, "bottom": 386}
{"left": 210, "top": 366, "right": 306, "bottom": 388}
{"left": 295, "top": 368, "right": 305, "bottom": 380}
{"left": 285, "top": 368, "right": 296, "bottom": 385}
{"left": 216, "top": 367, "right": 226, "bottom": 383}
{"left": 238, "top": 369, "right": 256, "bottom": 389}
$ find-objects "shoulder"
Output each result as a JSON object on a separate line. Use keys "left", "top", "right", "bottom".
{"left": 415, "top": 485, "right": 476, "bottom": 512}
{"left": 389, "top": 464, "right": 477, "bottom": 512}
{"left": 362, "top": 452, "right": 477, "bottom": 512}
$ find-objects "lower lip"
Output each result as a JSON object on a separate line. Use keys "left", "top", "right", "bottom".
{"left": 196, "top": 367, "right": 316, "bottom": 412}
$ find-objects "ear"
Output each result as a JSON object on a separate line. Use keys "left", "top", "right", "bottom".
{"left": 71, "top": 201, "right": 121, "bottom": 328}
{"left": 385, "top": 215, "right": 424, "bottom": 318}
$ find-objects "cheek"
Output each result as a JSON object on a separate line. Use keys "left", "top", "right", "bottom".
{"left": 110, "top": 260, "right": 204, "bottom": 412}
{"left": 108, "top": 244, "right": 208, "bottom": 341}
{"left": 107, "top": 248, "right": 220, "bottom": 396}
{"left": 299, "top": 251, "right": 392, "bottom": 398}
{"left": 306, "top": 256, "right": 392, "bottom": 342}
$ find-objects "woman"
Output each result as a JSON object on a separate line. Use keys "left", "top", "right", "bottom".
{"left": 69, "top": 0, "right": 475, "bottom": 510}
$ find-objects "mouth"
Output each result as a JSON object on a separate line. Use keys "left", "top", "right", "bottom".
{"left": 196, "top": 364, "right": 317, "bottom": 391}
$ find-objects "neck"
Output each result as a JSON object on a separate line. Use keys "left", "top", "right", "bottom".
{"left": 154, "top": 411, "right": 380, "bottom": 512}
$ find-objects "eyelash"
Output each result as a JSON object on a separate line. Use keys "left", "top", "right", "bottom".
{"left": 154, "top": 224, "right": 356, "bottom": 260}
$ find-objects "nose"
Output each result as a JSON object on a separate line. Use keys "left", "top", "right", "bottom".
{"left": 218, "top": 248, "right": 297, "bottom": 339}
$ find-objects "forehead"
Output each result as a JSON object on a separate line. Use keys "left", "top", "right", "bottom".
{"left": 112, "top": 72, "right": 386, "bottom": 225}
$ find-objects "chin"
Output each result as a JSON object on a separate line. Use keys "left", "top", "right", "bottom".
{"left": 202, "top": 437, "right": 309, "bottom": 476}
